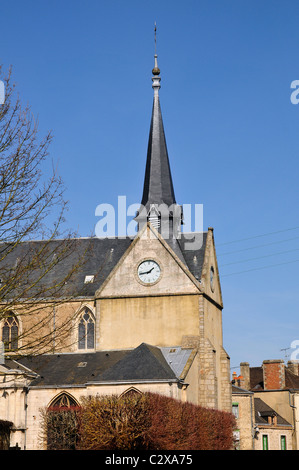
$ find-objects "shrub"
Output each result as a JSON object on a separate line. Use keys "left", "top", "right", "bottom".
{"left": 144, "top": 393, "right": 235, "bottom": 450}
{"left": 40, "top": 407, "right": 81, "bottom": 450}
{"left": 77, "top": 392, "right": 235, "bottom": 451}
{"left": 77, "top": 393, "right": 151, "bottom": 450}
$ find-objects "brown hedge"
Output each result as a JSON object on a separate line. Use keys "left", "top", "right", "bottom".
{"left": 77, "top": 393, "right": 150, "bottom": 450}
{"left": 77, "top": 392, "right": 235, "bottom": 451}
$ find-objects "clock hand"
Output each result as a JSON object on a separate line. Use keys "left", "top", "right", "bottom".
{"left": 139, "top": 267, "right": 154, "bottom": 275}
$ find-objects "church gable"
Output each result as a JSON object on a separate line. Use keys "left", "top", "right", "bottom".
{"left": 96, "top": 223, "right": 201, "bottom": 299}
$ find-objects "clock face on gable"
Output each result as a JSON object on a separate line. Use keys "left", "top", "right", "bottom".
{"left": 137, "top": 260, "right": 161, "bottom": 285}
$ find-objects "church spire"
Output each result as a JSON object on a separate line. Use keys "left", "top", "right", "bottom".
{"left": 140, "top": 24, "right": 176, "bottom": 211}
{"left": 137, "top": 26, "right": 184, "bottom": 264}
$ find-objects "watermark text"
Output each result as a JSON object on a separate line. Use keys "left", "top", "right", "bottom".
{"left": 95, "top": 196, "right": 204, "bottom": 250}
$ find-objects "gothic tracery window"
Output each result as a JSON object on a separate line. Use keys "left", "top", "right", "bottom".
{"left": 78, "top": 308, "right": 95, "bottom": 350}
{"left": 47, "top": 393, "right": 80, "bottom": 450}
{"left": 49, "top": 393, "right": 79, "bottom": 411}
{"left": 121, "top": 388, "right": 142, "bottom": 398}
{"left": 2, "top": 315, "right": 18, "bottom": 351}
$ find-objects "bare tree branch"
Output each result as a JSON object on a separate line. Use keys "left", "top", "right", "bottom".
{"left": 0, "top": 65, "right": 99, "bottom": 356}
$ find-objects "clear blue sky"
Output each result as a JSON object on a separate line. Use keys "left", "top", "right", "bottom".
{"left": 1, "top": 0, "right": 299, "bottom": 370}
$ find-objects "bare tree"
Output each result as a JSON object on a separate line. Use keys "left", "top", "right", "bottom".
{"left": 0, "top": 65, "right": 93, "bottom": 356}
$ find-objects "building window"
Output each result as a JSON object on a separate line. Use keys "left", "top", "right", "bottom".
{"left": 2, "top": 315, "right": 18, "bottom": 351}
{"left": 120, "top": 387, "right": 142, "bottom": 399}
{"left": 47, "top": 393, "right": 80, "bottom": 450}
{"left": 233, "top": 430, "right": 240, "bottom": 450}
{"left": 78, "top": 309, "right": 95, "bottom": 350}
{"left": 280, "top": 435, "right": 286, "bottom": 450}
{"left": 232, "top": 403, "right": 239, "bottom": 418}
{"left": 262, "top": 434, "right": 268, "bottom": 450}
{"left": 49, "top": 393, "right": 79, "bottom": 411}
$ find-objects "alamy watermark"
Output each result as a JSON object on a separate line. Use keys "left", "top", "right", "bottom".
{"left": 290, "top": 340, "right": 299, "bottom": 360}
{"left": 95, "top": 196, "right": 204, "bottom": 250}
{"left": 290, "top": 80, "right": 299, "bottom": 104}
{"left": 0, "top": 80, "right": 4, "bottom": 105}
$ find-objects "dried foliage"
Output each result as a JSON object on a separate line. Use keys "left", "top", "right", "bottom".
{"left": 143, "top": 393, "right": 235, "bottom": 450}
{"left": 40, "top": 392, "right": 235, "bottom": 450}
{"left": 77, "top": 394, "right": 151, "bottom": 450}
{"left": 75, "top": 392, "right": 235, "bottom": 451}
{"left": 40, "top": 407, "right": 81, "bottom": 450}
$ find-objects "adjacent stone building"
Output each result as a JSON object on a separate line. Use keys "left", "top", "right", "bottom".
{"left": 232, "top": 359, "right": 299, "bottom": 450}
{"left": 232, "top": 384, "right": 255, "bottom": 450}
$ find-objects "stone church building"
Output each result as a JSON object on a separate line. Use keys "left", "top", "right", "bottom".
{"left": 0, "top": 51, "right": 231, "bottom": 450}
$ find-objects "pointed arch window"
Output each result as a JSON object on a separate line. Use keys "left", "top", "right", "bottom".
{"left": 120, "top": 387, "right": 142, "bottom": 399}
{"left": 47, "top": 393, "right": 80, "bottom": 450}
{"left": 78, "top": 308, "right": 95, "bottom": 350}
{"left": 2, "top": 315, "right": 18, "bottom": 351}
{"left": 49, "top": 393, "right": 80, "bottom": 411}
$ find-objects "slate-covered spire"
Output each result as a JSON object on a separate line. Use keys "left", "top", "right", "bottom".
{"left": 140, "top": 38, "right": 176, "bottom": 210}
{"left": 136, "top": 27, "right": 185, "bottom": 264}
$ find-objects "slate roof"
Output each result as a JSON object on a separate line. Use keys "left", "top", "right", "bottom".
{"left": 249, "top": 366, "right": 299, "bottom": 391}
{"left": 10, "top": 350, "right": 129, "bottom": 386}
{"left": 179, "top": 232, "right": 208, "bottom": 281}
{"left": 95, "top": 343, "right": 177, "bottom": 383}
{"left": 249, "top": 367, "right": 264, "bottom": 390}
{"left": 232, "top": 385, "right": 253, "bottom": 395}
{"left": 254, "top": 397, "right": 292, "bottom": 427}
{"left": 0, "top": 232, "right": 207, "bottom": 300}
{"left": 0, "top": 237, "right": 132, "bottom": 299}
{"left": 8, "top": 343, "right": 195, "bottom": 387}
{"left": 161, "top": 346, "right": 195, "bottom": 378}
{"left": 285, "top": 368, "right": 299, "bottom": 389}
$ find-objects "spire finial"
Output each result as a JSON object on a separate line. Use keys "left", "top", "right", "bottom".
{"left": 152, "top": 22, "right": 160, "bottom": 77}
{"left": 152, "top": 23, "right": 161, "bottom": 94}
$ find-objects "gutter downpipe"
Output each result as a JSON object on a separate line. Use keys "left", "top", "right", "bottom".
{"left": 289, "top": 390, "right": 297, "bottom": 449}
{"left": 250, "top": 393, "right": 255, "bottom": 450}
{"left": 24, "top": 385, "right": 29, "bottom": 450}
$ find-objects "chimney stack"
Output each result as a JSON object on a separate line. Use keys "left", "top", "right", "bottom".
{"left": 263, "top": 359, "right": 285, "bottom": 390}
{"left": 240, "top": 362, "right": 250, "bottom": 390}
{"left": 232, "top": 371, "right": 246, "bottom": 388}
